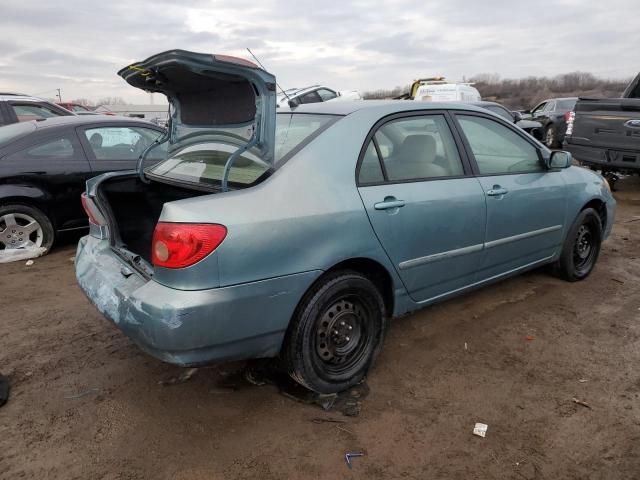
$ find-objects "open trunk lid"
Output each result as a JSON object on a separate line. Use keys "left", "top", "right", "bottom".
{"left": 118, "top": 49, "right": 278, "bottom": 172}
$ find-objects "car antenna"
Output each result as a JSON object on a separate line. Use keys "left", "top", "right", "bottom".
{"left": 246, "top": 47, "right": 291, "bottom": 101}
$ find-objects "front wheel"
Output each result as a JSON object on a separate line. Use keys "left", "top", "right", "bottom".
{"left": 555, "top": 208, "right": 602, "bottom": 281}
{"left": 282, "top": 270, "right": 387, "bottom": 393}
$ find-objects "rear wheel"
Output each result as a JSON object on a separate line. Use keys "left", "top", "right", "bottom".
{"left": 545, "top": 125, "right": 558, "bottom": 148}
{"left": 282, "top": 270, "right": 387, "bottom": 393}
{"left": 555, "top": 208, "right": 602, "bottom": 281}
{"left": 0, "top": 204, "right": 54, "bottom": 255}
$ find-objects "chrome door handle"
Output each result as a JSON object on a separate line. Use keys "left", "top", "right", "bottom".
{"left": 374, "top": 199, "right": 406, "bottom": 210}
{"left": 486, "top": 187, "right": 508, "bottom": 197}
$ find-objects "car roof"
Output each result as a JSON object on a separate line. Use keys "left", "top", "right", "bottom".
{"left": 29, "top": 115, "right": 163, "bottom": 130}
{"left": 284, "top": 100, "right": 489, "bottom": 116}
{"left": 466, "top": 101, "right": 506, "bottom": 108}
{"left": 543, "top": 97, "right": 578, "bottom": 102}
{"left": 0, "top": 94, "right": 52, "bottom": 102}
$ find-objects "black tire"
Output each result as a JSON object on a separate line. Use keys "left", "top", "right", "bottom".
{"left": 282, "top": 270, "right": 387, "bottom": 394}
{"left": 555, "top": 208, "right": 602, "bottom": 281}
{"left": 0, "top": 204, "right": 54, "bottom": 254}
{"left": 545, "top": 125, "right": 558, "bottom": 148}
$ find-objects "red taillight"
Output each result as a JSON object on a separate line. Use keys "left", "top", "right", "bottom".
{"left": 565, "top": 111, "right": 571, "bottom": 122}
{"left": 81, "top": 192, "right": 103, "bottom": 225}
{"left": 151, "top": 222, "right": 227, "bottom": 269}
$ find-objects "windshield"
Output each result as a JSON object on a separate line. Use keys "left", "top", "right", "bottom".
{"left": 147, "top": 113, "right": 339, "bottom": 188}
{"left": 0, "top": 121, "right": 37, "bottom": 147}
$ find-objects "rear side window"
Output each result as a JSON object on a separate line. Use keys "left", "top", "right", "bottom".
{"left": 358, "top": 142, "right": 384, "bottom": 184}
{"left": 27, "top": 138, "right": 75, "bottom": 158}
{"left": 11, "top": 104, "right": 62, "bottom": 122}
{"left": 457, "top": 115, "right": 542, "bottom": 175}
{"left": 359, "top": 114, "right": 464, "bottom": 183}
{"left": 556, "top": 99, "right": 576, "bottom": 111}
{"left": 84, "top": 127, "right": 165, "bottom": 161}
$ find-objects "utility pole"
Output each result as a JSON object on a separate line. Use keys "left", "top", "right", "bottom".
{"left": 56, "top": 89, "right": 62, "bottom": 102}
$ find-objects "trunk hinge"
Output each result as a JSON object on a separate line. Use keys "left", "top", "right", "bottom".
{"left": 136, "top": 103, "right": 172, "bottom": 183}
{"left": 221, "top": 110, "right": 262, "bottom": 192}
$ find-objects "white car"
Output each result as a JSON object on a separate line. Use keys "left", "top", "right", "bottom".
{"left": 277, "top": 85, "right": 362, "bottom": 110}
{"left": 411, "top": 78, "right": 481, "bottom": 102}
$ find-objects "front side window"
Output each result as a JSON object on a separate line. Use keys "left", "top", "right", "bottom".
{"left": 457, "top": 115, "right": 542, "bottom": 175}
{"left": 84, "top": 127, "right": 165, "bottom": 160}
{"left": 298, "top": 91, "right": 322, "bottom": 104}
{"left": 317, "top": 89, "right": 338, "bottom": 101}
{"left": 11, "top": 104, "right": 61, "bottom": 122}
{"left": 531, "top": 102, "right": 547, "bottom": 116}
{"left": 361, "top": 114, "right": 464, "bottom": 183}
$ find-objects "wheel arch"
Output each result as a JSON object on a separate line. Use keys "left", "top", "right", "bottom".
{"left": 581, "top": 198, "right": 607, "bottom": 230}
{"left": 0, "top": 193, "right": 55, "bottom": 228}
{"left": 322, "top": 257, "right": 395, "bottom": 318}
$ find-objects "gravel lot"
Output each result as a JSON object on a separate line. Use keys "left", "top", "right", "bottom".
{"left": 1, "top": 176, "right": 639, "bottom": 480}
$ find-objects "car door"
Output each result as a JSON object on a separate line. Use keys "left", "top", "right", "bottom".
{"left": 78, "top": 124, "right": 165, "bottom": 174}
{"left": 357, "top": 112, "right": 487, "bottom": 303}
{"left": 452, "top": 112, "right": 567, "bottom": 279}
{"left": 1, "top": 128, "right": 92, "bottom": 230}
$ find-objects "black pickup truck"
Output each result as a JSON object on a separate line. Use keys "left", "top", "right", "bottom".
{"left": 564, "top": 73, "right": 640, "bottom": 189}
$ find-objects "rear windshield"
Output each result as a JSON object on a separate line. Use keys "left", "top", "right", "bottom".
{"left": 147, "top": 113, "right": 339, "bottom": 188}
{"left": 0, "top": 121, "right": 37, "bottom": 147}
{"left": 556, "top": 99, "right": 577, "bottom": 111}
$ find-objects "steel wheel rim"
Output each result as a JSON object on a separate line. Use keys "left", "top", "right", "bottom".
{"left": 313, "top": 295, "right": 373, "bottom": 376}
{"left": 573, "top": 224, "right": 594, "bottom": 269}
{"left": 0, "top": 213, "right": 44, "bottom": 250}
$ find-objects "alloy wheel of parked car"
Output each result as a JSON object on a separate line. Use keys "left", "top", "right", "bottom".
{"left": 283, "top": 270, "right": 387, "bottom": 393}
{"left": 555, "top": 208, "right": 602, "bottom": 281}
{"left": 0, "top": 205, "right": 54, "bottom": 254}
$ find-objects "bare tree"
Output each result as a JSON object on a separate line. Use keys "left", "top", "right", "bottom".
{"left": 70, "top": 98, "right": 95, "bottom": 107}
{"left": 96, "top": 96, "right": 128, "bottom": 106}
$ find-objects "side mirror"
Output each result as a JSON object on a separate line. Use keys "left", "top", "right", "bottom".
{"left": 288, "top": 98, "right": 300, "bottom": 108}
{"left": 512, "top": 111, "right": 523, "bottom": 123}
{"left": 546, "top": 150, "right": 572, "bottom": 169}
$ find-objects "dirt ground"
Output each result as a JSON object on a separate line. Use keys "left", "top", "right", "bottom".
{"left": 1, "top": 177, "right": 639, "bottom": 480}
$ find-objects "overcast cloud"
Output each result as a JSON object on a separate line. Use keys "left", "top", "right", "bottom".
{"left": 0, "top": 0, "right": 638, "bottom": 103}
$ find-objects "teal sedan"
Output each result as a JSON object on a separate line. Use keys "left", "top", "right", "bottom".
{"left": 76, "top": 50, "right": 615, "bottom": 394}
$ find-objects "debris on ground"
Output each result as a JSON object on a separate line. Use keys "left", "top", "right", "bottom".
{"left": 0, "top": 247, "right": 47, "bottom": 264}
{"left": 216, "top": 361, "right": 369, "bottom": 416}
{"left": 311, "top": 417, "right": 347, "bottom": 424}
{"left": 526, "top": 335, "right": 535, "bottom": 341}
{"left": 473, "top": 423, "right": 488, "bottom": 437}
{"left": 159, "top": 368, "right": 199, "bottom": 386}
{"left": 345, "top": 452, "right": 364, "bottom": 469}
{"left": 611, "top": 278, "right": 625, "bottom": 284}
{"left": 0, "top": 374, "right": 10, "bottom": 407}
{"left": 64, "top": 388, "right": 99, "bottom": 399}
{"left": 25, "top": 259, "right": 34, "bottom": 266}
{"left": 572, "top": 397, "right": 592, "bottom": 409}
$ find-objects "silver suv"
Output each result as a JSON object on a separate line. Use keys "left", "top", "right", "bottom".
{"left": 0, "top": 93, "right": 74, "bottom": 126}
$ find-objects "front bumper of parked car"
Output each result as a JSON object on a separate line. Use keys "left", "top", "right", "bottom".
{"left": 75, "top": 235, "right": 321, "bottom": 365}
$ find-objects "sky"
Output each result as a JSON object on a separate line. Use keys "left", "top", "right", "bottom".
{"left": 1, "top": 0, "right": 638, "bottom": 104}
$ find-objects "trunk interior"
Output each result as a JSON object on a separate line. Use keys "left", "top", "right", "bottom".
{"left": 99, "top": 176, "right": 208, "bottom": 264}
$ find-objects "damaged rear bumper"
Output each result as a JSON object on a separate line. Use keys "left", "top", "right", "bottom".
{"left": 75, "top": 235, "right": 321, "bottom": 365}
